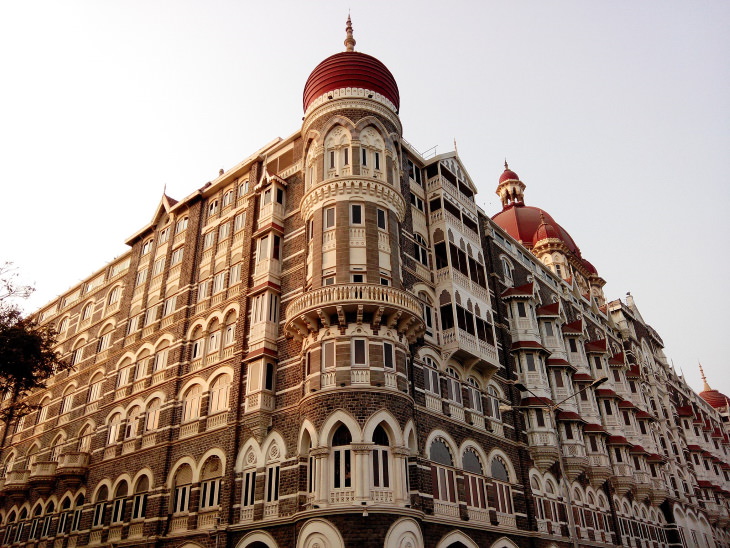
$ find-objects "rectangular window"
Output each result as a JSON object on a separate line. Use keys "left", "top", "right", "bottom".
{"left": 163, "top": 296, "right": 177, "bottom": 316}
{"left": 329, "top": 150, "right": 335, "bottom": 169}
{"left": 219, "top": 222, "right": 230, "bottom": 240}
{"left": 536, "top": 409, "right": 546, "bottom": 427}
{"left": 212, "top": 272, "right": 226, "bottom": 294}
{"left": 603, "top": 400, "right": 613, "bottom": 415}
{"left": 553, "top": 370, "right": 564, "bottom": 387}
{"left": 526, "top": 353, "right": 536, "bottom": 371}
{"left": 374, "top": 151, "right": 380, "bottom": 170}
{"left": 171, "top": 248, "right": 184, "bottom": 265}
{"left": 152, "top": 257, "right": 165, "bottom": 276}
{"left": 159, "top": 227, "right": 170, "bottom": 243}
{"left": 201, "top": 479, "right": 221, "bottom": 509}
{"left": 135, "top": 268, "right": 148, "bottom": 287}
{"left": 322, "top": 341, "right": 335, "bottom": 371}
{"left": 111, "top": 498, "right": 126, "bottom": 523}
{"left": 350, "top": 204, "right": 363, "bottom": 225}
{"left": 234, "top": 212, "right": 246, "bottom": 232}
{"left": 517, "top": 302, "right": 526, "bottom": 317}
{"left": 544, "top": 322, "right": 554, "bottom": 337}
{"left": 594, "top": 356, "right": 603, "bottom": 370}
{"left": 383, "top": 342, "right": 394, "bottom": 369}
{"left": 92, "top": 502, "right": 106, "bottom": 527}
{"left": 352, "top": 273, "right": 364, "bottom": 283}
{"left": 272, "top": 235, "right": 281, "bottom": 260}
{"left": 343, "top": 147, "right": 349, "bottom": 165}
{"left": 377, "top": 208, "right": 387, "bottom": 230}
{"left": 564, "top": 423, "right": 573, "bottom": 440}
{"left": 353, "top": 339, "right": 367, "bottom": 366}
{"left": 230, "top": 263, "right": 242, "bottom": 284}
{"left": 324, "top": 207, "right": 335, "bottom": 229}
{"left": 569, "top": 338, "right": 578, "bottom": 353}
{"left": 71, "top": 508, "right": 83, "bottom": 531}
{"left": 266, "top": 465, "right": 280, "bottom": 502}
{"left": 242, "top": 471, "right": 256, "bottom": 507}
{"left": 203, "top": 231, "right": 215, "bottom": 249}
{"left": 361, "top": 148, "right": 367, "bottom": 166}
{"left": 173, "top": 485, "right": 191, "bottom": 513}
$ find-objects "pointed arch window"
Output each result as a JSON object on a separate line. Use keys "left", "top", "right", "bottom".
{"left": 430, "top": 438, "right": 456, "bottom": 504}
{"left": 201, "top": 456, "right": 223, "bottom": 510}
{"left": 491, "top": 456, "right": 513, "bottom": 514}
{"left": 132, "top": 476, "right": 149, "bottom": 520}
{"left": 371, "top": 424, "right": 390, "bottom": 489}
{"left": 332, "top": 424, "right": 353, "bottom": 491}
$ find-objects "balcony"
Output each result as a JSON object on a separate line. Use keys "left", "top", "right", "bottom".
{"left": 526, "top": 430, "right": 560, "bottom": 472}
{"left": 634, "top": 470, "right": 653, "bottom": 502}
{"left": 650, "top": 477, "right": 669, "bottom": 506}
{"left": 561, "top": 441, "right": 588, "bottom": 481}
{"left": 56, "top": 451, "right": 89, "bottom": 479}
{"left": 442, "top": 327, "right": 499, "bottom": 376}
{"left": 2, "top": 470, "right": 30, "bottom": 500}
{"left": 285, "top": 284, "right": 424, "bottom": 343}
{"left": 29, "top": 461, "right": 57, "bottom": 494}
{"left": 586, "top": 453, "right": 612, "bottom": 488}
{"left": 610, "top": 463, "right": 636, "bottom": 495}
{"left": 426, "top": 174, "right": 477, "bottom": 215}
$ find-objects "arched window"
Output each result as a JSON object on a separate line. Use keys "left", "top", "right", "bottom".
{"left": 108, "top": 286, "right": 121, "bottom": 306}
{"left": 172, "top": 465, "right": 193, "bottom": 514}
{"left": 332, "top": 424, "right": 353, "bottom": 492}
{"left": 445, "top": 367, "right": 462, "bottom": 405}
{"left": 486, "top": 386, "right": 502, "bottom": 421}
{"left": 359, "top": 127, "right": 385, "bottom": 178}
{"left": 134, "top": 350, "right": 151, "bottom": 382}
{"left": 371, "top": 424, "right": 390, "bottom": 489}
{"left": 491, "top": 456, "right": 513, "bottom": 514}
{"left": 191, "top": 327, "right": 204, "bottom": 360}
{"left": 36, "top": 396, "right": 51, "bottom": 424}
{"left": 153, "top": 341, "right": 170, "bottom": 372}
{"left": 145, "top": 398, "right": 162, "bottom": 432}
{"left": 58, "top": 316, "right": 69, "bottom": 335}
{"left": 324, "top": 126, "right": 351, "bottom": 177}
{"left": 466, "top": 377, "right": 482, "bottom": 413}
{"left": 111, "top": 481, "right": 128, "bottom": 524}
{"left": 58, "top": 497, "right": 72, "bottom": 536}
{"left": 71, "top": 494, "right": 85, "bottom": 531}
{"left": 27, "top": 444, "right": 40, "bottom": 469}
{"left": 132, "top": 476, "right": 149, "bottom": 520}
{"left": 50, "top": 434, "right": 65, "bottom": 461}
{"left": 429, "top": 438, "right": 456, "bottom": 507}
{"left": 201, "top": 456, "right": 223, "bottom": 510}
{"left": 423, "top": 356, "right": 440, "bottom": 395}
{"left": 107, "top": 413, "right": 122, "bottom": 445}
{"left": 28, "top": 504, "right": 42, "bottom": 540}
{"left": 182, "top": 385, "right": 203, "bottom": 423}
{"left": 15, "top": 509, "right": 28, "bottom": 543}
{"left": 3, "top": 511, "right": 17, "bottom": 545}
{"left": 207, "top": 320, "right": 221, "bottom": 356}
{"left": 92, "top": 486, "right": 109, "bottom": 528}
{"left": 414, "top": 233, "right": 429, "bottom": 266}
{"left": 71, "top": 339, "right": 86, "bottom": 366}
{"left": 209, "top": 374, "right": 231, "bottom": 414}
{"left": 81, "top": 302, "right": 94, "bottom": 321}
{"left": 463, "top": 448, "right": 487, "bottom": 510}
{"left": 88, "top": 372, "right": 104, "bottom": 403}
{"left": 125, "top": 406, "right": 142, "bottom": 439}
{"left": 78, "top": 423, "right": 93, "bottom": 452}
{"left": 60, "top": 385, "right": 75, "bottom": 415}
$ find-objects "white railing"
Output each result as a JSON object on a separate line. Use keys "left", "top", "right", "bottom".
{"left": 527, "top": 430, "right": 558, "bottom": 447}
{"left": 350, "top": 227, "right": 366, "bottom": 246}
{"left": 170, "top": 515, "right": 188, "bottom": 532}
{"left": 467, "top": 506, "right": 490, "bottom": 522}
{"left": 449, "top": 403, "right": 465, "bottom": 422}
{"left": 152, "top": 371, "right": 165, "bottom": 385}
{"left": 330, "top": 489, "right": 355, "bottom": 503}
{"left": 107, "top": 525, "right": 122, "bottom": 541}
{"left": 322, "top": 372, "right": 336, "bottom": 388}
{"left": 425, "top": 393, "right": 442, "bottom": 412}
{"left": 122, "top": 440, "right": 136, "bottom": 455}
{"left": 89, "top": 530, "right": 103, "bottom": 544}
{"left": 57, "top": 452, "right": 90, "bottom": 470}
{"left": 179, "top": 421, "right": 199, "bottom": 438}
{"left": 351, "top": 369, "right": 370, "bottom": 385}
{"left": 434, "top": 500, "right": 460, "bottom": 518}
{"left": 263, "top": 501, "right": 279, "bottom": 518}
{"left": 197, "top": 509, "right": 219, "bottom": 529}
{"left": 384, "top": 371, "right": 397, "bottom": 388}
{"left": 206, "top": 412, "right": 228, "bottom": 430}
{"left": 496, "top": 511, "right": 517, "bottom": 528}
{"left": 104, "top": 446, "right": 117, "bottom": 460}
{"left": 588, "top": 453, "right": 611, "bottom": 468}
{"left": 286, "top": 284, "right": 422, "bottom": 319}
{"left": 371, "top": 488, "right": 394, "bottom": 503}
{"left": 246, "top": 391, "right": 275, "bottom": 412}
{"left": 142, "top": 433, "right": 156, "bottom": 448}
{"left": 129, "top": 522, "right": 143, "bottom": 538}
{"left": 240, "top": 507, "right": 254, "bottom": 522}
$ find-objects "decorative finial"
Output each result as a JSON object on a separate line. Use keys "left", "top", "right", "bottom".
{"left": 454, "top": 138, "right": 458, "bottom": 155}
{"left": 700, "top": 363, "right": 712, "bottom": 391}
{"left": 345, "top": 14, "right": 356, "bottom": 52}
{"left": 504, "top": 158, "right": 509, "bottom": 170}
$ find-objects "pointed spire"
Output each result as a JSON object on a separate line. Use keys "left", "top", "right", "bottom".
{"left": 344, "top": 14, "right": 356, "bottom": 52}
{"left": 700, "top": 363, "right": 712, "bottom": 391}
{"left": 504, "top": 158, "right": 509, "bottom": 170}
{"left": 454, "top": 138, "right": 459, "bottom": 156}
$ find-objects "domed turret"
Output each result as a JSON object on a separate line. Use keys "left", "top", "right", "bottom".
{"left": 699, "top": 364, "right": 729, "bottom": 409}
{"left": 532, "top": 211, "right": 561, "bottom": 246}
{"left": 302, "top": 16, "right": 400, "bottom": 114}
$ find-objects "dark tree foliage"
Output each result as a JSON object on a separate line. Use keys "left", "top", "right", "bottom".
{"left": 0, "top": 263, "right": 70, "bottom": 423}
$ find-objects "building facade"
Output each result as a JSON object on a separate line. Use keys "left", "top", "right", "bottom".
{"left": 1, "top": 19, "right": 729, "bottom": 548}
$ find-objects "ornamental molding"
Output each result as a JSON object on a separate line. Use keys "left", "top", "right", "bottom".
{"left": 300, "top": 178, "right": 407, "bottom": 223}
{"left": 303, "top": 92, "right": 402, "bottom": 137}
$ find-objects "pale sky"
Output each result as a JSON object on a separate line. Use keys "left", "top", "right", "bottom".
{"left": 1, "top": 1, "right": 728, "bottom": 396}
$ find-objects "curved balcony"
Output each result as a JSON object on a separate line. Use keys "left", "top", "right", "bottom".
{"left": 300, "top": 178, "right": 407, "bottom": 223}
{"left": 561, "top": 442, "right": 589, "bottom": 481}
{"left": 285, "top": 284, "right": 424, "bottom": 342}
{"left": 56, "top": 452, "right": 90, "bottom": 487}
{"left": 586, "top": 453, "right": 613, "bottom": 489}
{"left": 610, "top": 463, "right": 636, "bottom": 495}
{"left": 29, "top": 461, "right": 57, "bottom": 494}
{"left": 526, "top": 430, "right": 560, "bottom": 472}
{"left": 650, "top": 477, "right": 669, "bottom": 506}
{"left": 3, "top": 470, "right": 30, "bottom": 501}
{"left": 634, "top": 470, "right": 653, "bottom": 503}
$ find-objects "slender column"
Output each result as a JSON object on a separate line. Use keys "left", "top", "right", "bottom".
{"left": 393, "top": 446, "right": 410, "bottom": 504}
{"left": 352, "top": 443, "right": 372, "bottom": 502}
{"left": 310, "top": 447, "right": 329, "bottom": 506}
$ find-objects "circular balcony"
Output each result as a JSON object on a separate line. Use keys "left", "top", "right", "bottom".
{"left": 300, "top": 178, "right": 407, "bottom": 223}
{"left": 285, "top": 284, "right": 424, "bottom": 342}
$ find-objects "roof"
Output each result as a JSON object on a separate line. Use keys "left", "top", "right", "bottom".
{"left": 556, "top": 411, "right": 584, "bottom": 421}
{"left": 573, "top": 373, "right": 595, "bottom": 382}
{"left": 608, "top": 352, "right": 625, "bottom": 366}
{"left": 501, "top": 282, "right": 534, "bottom": 298}
{"left": 491, "top": 203, "right": 581, "bottom": 256}
{"left": 303, "top": 51, "right": 400, "bottom": 112}
{"left": 584, "top": 339, "right": 607, "bottom": 354}
{"left": 536, "top": 302, "right": 561, "bottom": 317}
{"left": 510, "top": 340, "right": 548, "bottom": 352}
{"left": 584, "top": 423, "right": 607, "bottom": 433}
{"left": 607, "top": 435, "right": 631, "bottom": 445}
{"left": 561, "top": 319, "right": 583, "bottom": 335}
{"left": 595, "top": 388, "right": 620, "bottom": 398}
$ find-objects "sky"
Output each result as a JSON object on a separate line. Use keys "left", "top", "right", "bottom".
{"left": 1, "top": 1, "right": 728, "bottom": 396}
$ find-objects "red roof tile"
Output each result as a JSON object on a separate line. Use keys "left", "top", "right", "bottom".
{"left": 520, "top": 396, "right": 554, "bottom": 407}
{"left": 608, "top": 352, "right": 625, "bottom": 366}
{"left": 556, "top": 411, "right": 584, "bottom": 421}
{"left": 595, "top": 389, "right": 620, "bottom": 398}
{"left": 584, "top": 339, "right": 607, "bottom": 353}
{"left": 607, "top": 436, "right": 631, "bottom": 445}
{"left": 546, "top": 358, "right": 572, "bottom": 367}
{"left": 573, "top": 373, "right": 595, "bottom": 382}
{"left": 536, "top": 302, "right": 561, "bottom": 317}
{"left": 584, "top": 423, "right": 607, "bottom": 433}
{"left": 501, "top": 282, "right": 534, "bottom": 298}
{"left": 618, "top": 400, "right": 636, "bottom": 409}
{"left": 562, "top": 319, "right": 583, "bottom": 335}
{"left": 676, "top": 405, "right": 694, "bottom": 417}
{"left": 510, "top": 340, "right": 547, "bottom": 351}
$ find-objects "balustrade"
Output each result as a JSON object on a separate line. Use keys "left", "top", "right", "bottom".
{"left": 434, "top": 500, "right": 460, "bottom": 518}
{"left": 179, "top": 421, "right": 199, "bottom": 438}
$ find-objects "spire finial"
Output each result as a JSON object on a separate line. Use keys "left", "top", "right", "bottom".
{"left": 504, "top": 158, "right": 509, "bottom": 170}
{"left": 345, "top": 14, "right": 356, "bottom": 52}
{"left": 454, "top": 138, "right": 458, "bottom": 155}
{"left": 700, "top": 363, "right": 712, "bottom": 391}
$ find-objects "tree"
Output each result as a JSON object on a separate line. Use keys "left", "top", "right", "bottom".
{"left": 0, "top": 263, "right": 70, "bottom": 424}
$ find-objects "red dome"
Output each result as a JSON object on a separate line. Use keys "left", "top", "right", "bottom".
{"left": 499, "top": 169, "right": 520, "bottom": 184}
{"left": 700, "top": 388, "right": 729, "bottom": 409}
{"left": 532, "top": 215, "right": 561, "bottom": 245}
{"left": 493, "top": 204, "right": 581, "bottom": 256}
{"left": 303, "top": 51, "right": 400, "bottom": 112}
{"left": 582, "top": 258, "right": 598, "bottom": 275}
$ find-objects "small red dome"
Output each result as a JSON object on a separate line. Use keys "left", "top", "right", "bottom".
{"left": 582, "top": 258, "right": 598, "bottom": 275}
{"left": 303, "top": 51, "right": 400, "bottom": 112}
{"left": 700, "top": 388, "right": 729, "bottom": 409}
{"left": 499, "top": 168, "right": 520, "bottom": 184}
{"left": 532, "top": 216, "right": 560, "bottom": 245}
{"left": 492, "top": 204, "right": 581, "bottom": 256}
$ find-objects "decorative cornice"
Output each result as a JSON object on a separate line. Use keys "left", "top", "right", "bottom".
{"left": 300, "top": 178, "right": 407, "bottom": 223}
{"left": 303, "top": 92, "right": 402, "bottom": 137}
